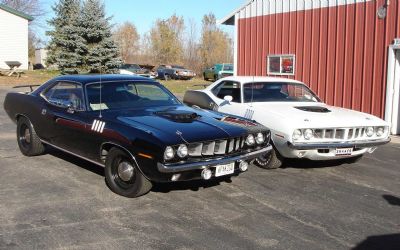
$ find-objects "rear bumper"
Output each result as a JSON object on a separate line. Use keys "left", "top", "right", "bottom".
{"left": 287, "top": 138, "right": 391, "bottom": 150}
{"left": 157, "top": 145, "right": 272, "bottom": 173}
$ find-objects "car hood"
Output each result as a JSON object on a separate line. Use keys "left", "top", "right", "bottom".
{"left": 111, "top": 106, "right": 250, "bottom": 144}
{"left": 251, "top": 102, "right": 388, "bottom": 128}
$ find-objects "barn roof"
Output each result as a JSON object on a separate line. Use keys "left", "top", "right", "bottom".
{"left": 219, "top": 0, "right": 252, "bottom": 25}
{"left": 0, "top": 4, "right": 34, "bottom": 21}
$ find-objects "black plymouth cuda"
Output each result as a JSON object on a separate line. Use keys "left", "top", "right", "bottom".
{"left": 4, "top": 75, "right": 271, "bottom": 197}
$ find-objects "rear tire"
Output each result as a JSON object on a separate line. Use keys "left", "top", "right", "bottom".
{"left": 203, "top": 73, "right": 208, "bottom": 81}
{"left": 255, "top": 148, "right": 283, "bottom": 169}
{"left": 105, "top": 148, "right": 152, "bottom": 198}
{"left": 16, "top": 116, "right": 45, "bottom": 156}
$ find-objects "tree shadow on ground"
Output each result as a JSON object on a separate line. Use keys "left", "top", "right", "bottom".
{"left": 382, "top": 194, "right": 400, "bottom": 206}
{"left": 47, "top": 146, "right": 105, "bottom": 177}
{"left": 352, "top": 234, "right": 400, "bottom": 250}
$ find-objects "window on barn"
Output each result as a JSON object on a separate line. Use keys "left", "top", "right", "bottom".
{"left": 267, "top": 55, "right": 295, "bottom": 76}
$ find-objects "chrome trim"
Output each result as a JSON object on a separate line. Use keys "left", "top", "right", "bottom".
{"left": 157, "top": 145, "right": 272, "bottom": 173}
{"left": 287, "top": 138, "right": 391, "bottom": 150}
{"left": 41, "top": 140, "right": 105, "bottom": 167}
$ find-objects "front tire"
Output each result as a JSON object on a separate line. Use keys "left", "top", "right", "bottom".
{"left": 105, "top": 148, "right": 152, "bottom": 198}
{"left": 17, "top": 116, "right": 45, "bottom": 156}
{"left": 255, "top": 148, "right": 283, "bottom": 169}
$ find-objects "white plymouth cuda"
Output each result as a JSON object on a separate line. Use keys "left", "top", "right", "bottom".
{"left": 183, "top": 76, "right": 391, "bottom": 169}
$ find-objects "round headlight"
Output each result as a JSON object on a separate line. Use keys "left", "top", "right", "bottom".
{"left": 292, "top": 129, "right": 302, "bottom": 141}
{"left": 304, "top": 129, "right": 314, "bottom": 140}
{"left": 177, "top": 144, "right": 188, "bottom": 158}
{"left": 246, "top": 134, "right": 255, "bottom": 146}
{"left": 366, "top": 127, "right": 374, "bottom": 137}
{"left": 164, "top": 146, "right": 175, "bottom": 160}
{"left": 376, "top": 127, "right": 384, "bottom": 137}
{"left": 255, "top": 133, "right": 265, "bottom": 144}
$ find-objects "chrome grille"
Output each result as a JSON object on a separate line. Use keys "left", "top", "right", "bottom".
{"left": 311, "top": 127, "right": 368, "bottom": 141}
{"left": 187, "top": 137, "right": 245, "bottom": 157}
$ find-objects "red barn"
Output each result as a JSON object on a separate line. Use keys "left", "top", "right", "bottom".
{"left": 221, "top": 0, "right": 400, "bottom": 134}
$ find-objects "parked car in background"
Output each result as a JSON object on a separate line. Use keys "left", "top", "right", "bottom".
{"left": 120, "top": 64, "right": 156, "bottom": 78}
{"left": 183, "top": 76, "right": 390, "bottom": 169}
{"left": 3, "top": 75, "right": 272, "bottom": 197}
{"left": 156, "top": 65, "right": 196, "bottom": 80}
{"left": 203, "top": 63, "right": 234, "bottom": 81}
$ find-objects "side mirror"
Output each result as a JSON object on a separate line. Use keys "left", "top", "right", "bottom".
{"left": 66, "top": 102, "right": 76, "bottom": 114}
{"left": 224, "top": 95, "right": 233, "bottom": 103}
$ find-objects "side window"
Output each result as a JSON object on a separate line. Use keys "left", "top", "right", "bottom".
{"left": 42, "top": 82, "right": 84, "bottom": 111}
{"left": 211, "top": 81, "right": 241, "bottom": 103}
{"left": 135, "top": 84, "right": 170, "bottom": 101}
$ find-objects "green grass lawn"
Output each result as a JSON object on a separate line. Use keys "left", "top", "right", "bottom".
{"left": 0, "top": 70, "right": 211, "bottom": 95}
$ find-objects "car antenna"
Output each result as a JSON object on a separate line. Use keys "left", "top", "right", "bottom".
{"left": 250, "top": 75, "right": 254, "bottom": 107}
{"left": 99, "top": 66, "right": 103, "bottom": 118}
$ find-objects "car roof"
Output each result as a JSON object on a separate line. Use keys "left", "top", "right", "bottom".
{"left": 219, "top": 76, "right": 304, "bottom": 84}
{"left": 52, "top": 74, "right": 156, "bottom": 85}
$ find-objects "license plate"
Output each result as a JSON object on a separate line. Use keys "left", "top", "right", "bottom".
{"left": 335, "top": 148, "right": 353, "bottom": 156}
{"left": 215, "top": 163, "right": 235, "bottom": 177}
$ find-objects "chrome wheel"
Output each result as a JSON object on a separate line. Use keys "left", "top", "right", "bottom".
{"left": 118, "top": 161, "right": 134, "bottom": 182}
{"left": 18, "top": 124, "right": 31, "bottom": 150}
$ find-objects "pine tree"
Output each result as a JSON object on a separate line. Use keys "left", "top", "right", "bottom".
{"left": 46, "top": 0, "right": 86, "bottom": 74}
{"left": 80, "top": 0, "right": 122, "bottom": 73}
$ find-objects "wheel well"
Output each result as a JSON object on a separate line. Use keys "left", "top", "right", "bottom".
{"left": 100, "top": 143, "right": 135, "bottom": 164}
{"left": 100, "top": 142, "right": 150, "bottom": 181}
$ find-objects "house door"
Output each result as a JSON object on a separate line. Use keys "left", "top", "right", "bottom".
{"left": 386, "top": 49, "right": 400, "bottom": 135}
{"left": 394, "top": 49, "right": 400, "bottom": 134}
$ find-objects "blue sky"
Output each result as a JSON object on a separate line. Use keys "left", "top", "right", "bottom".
{"left": 39, "top": 0, "right": 245, "bottom": 41}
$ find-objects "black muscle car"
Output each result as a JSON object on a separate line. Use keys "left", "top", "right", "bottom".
{"left": 4, "top": 75, "right": 271, "bottom": 197}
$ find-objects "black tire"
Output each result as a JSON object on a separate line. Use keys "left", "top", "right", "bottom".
{"left": 255, "top": 148, "right": 283, "bottom": 169}
{"left": 105, "top": 148, "right": 152, "bottom": 198}
{"left": 214, "top": 74, "right": 218, "bottom": 81}
{"left": 164, "top": 74, "right": 170, "bottom": 81}
{"left": 203, "top": 73, "right": 208, "bottom": 81}
{"left": 16, "top": 116, "right": 45, "bottom": 156}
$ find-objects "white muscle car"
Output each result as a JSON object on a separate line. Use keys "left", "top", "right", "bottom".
{"left": 183, "top": 76, "right": 391, "bottom": 169}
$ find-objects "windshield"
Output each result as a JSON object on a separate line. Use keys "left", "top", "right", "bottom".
{"left": 86, "top": 81, "right": 180, "bottom": 110}
{"left": 243, "top": 82, "right": 320, "bottom": 103}
{"left": 223, "top": 64, "right": 233, "bottom": 71}
{"left": 121, "top": 64, "right": 141, "bottom": 71}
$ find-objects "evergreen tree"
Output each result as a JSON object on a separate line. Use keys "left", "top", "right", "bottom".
{"left": 46, "top": 0, "right": 86, "bottom": 74}
{"left": 80, "top": 0, "right": 122, "bottom": 73}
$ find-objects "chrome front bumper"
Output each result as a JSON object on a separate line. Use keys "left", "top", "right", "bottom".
{"left": 287, "top": 138, "right": 391, "bottom": 150}
{"left": 157, "top": 145, "right": 272, "bottom": 173}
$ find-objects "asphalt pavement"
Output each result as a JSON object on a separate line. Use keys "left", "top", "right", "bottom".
{"left": 0, "top": 86, "right": 399, "bottom": 250}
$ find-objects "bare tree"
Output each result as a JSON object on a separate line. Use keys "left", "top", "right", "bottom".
{"left": 199, "top": 13, "right": 233, "bottom": 70}
{"left": 113, "top": 21, "right": 140, "bottom": 63}
{"left": 149, "top": 14, "right": 185, "bottom": 65}
{"left": 183, "top": 18, "right": 200, "bottom": 72}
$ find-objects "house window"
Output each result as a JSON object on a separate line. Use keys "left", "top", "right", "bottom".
{"left": 267, "top": 54, "right": 295, "bottom": 76}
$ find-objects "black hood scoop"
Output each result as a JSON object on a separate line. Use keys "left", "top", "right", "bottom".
{"left": 295, "top": 106, "right": 331, "bottom": 113}
{"left": 155, "top": 110, "right": 200, "bottom": 123}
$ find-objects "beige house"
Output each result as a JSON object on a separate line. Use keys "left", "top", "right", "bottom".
{"left": 0, "top": 4, "right": 33, "bottom": 70}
